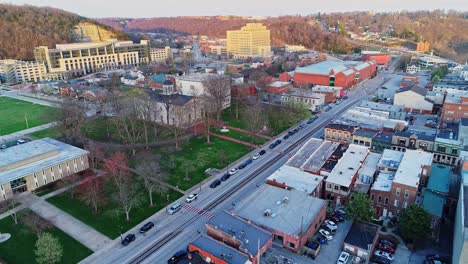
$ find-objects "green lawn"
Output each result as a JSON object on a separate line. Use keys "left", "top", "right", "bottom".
{"left": 28, "top": 126, "right": 63, "bottom": 139}
{"left": 211, "top": 127, "right": 268, "bottom": 145}
{"left": 47, "top": 189, "right": 182, "bottom": 239}
{"left": 0, "top": 214, "right": 92, "bottom": 264}
{"left": 0, "top": 97, "right": 56, "bottom": 135}
{"left": 160, "top": 136, "right": 252, "bottom": 191}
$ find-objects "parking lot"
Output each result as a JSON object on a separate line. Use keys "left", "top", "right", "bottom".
{"left": 262, "top": 220, "right": 353, "bottom": 264}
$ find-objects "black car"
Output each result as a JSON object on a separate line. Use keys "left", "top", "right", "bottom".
{"left": 168, "top": 250, "right": 188, "bottom": 264}
{"left": 210, "top": 179, "right": 221, "bottom": 188}
{"left": 121, "top": 233, "right": 136, "bottom": 246}
{"left": 307, "top": 118, "right": 314, "bottom": 124}
{"left": 283, "top": 134, "right": 290, "bottom": 140}
{"left": 238, "top": 163, "right": 247, "bottom": 169}
{"left": 220, "top": 173, "right": 230, "bottom": 181}
{"left": 259, "top": 150, "right": 266, "bottom": 155}
{"left": 343, "top": 96, "right": 349, "bottom": 100}
{"left": 370, "top": 256, "right": 390, "bottom": 264}
{"left": 288, "top": 130, "right": 295, "bottom": 136}
{"left": 275, "top": 140, "right": 282, "bottom": 145}
{"left": 333, "top": 213, "right": 345, "bottom": 222}
{"left": 139, "top": 222, "right": 154, "bottom": 233}
{"left": 269, "top": 143, "right": 277, "bottom": 149}
{"left": 293, "top": 128, "right": 299, "bottom": 133}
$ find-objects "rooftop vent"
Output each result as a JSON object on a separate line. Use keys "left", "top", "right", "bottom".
{"left": 264, "top": 209, "right": 271, "bottom": 217}
{"left": 348, "top": 167, "right": 354, "bottom": 170}
{"left": 283, "top": 197, "right": 289, "bottom": 203}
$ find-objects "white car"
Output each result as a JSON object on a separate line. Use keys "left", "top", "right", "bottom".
{"left": 228, "top": 168, "right": 238, "bottom": 175}
{"left": 325, "top": 220, "right": 337, "bottom": 227}
{"left": 374, "top": 250, "right": 394, "bottom": 261}
{"left": 252, "top": 153, "right": 260, "bottom": 160}
{"left": 185, "top": 193, "right": 198, "bottom": 203}
{"left": 337, "top": 251, "right": 350, "bottom": 264}
{"left": 318, "top": 229, "right": 333, "bottom": 240}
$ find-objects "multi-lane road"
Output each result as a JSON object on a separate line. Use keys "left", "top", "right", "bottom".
{"left": 81, "top": 70, "right": 389, "bottom": 264}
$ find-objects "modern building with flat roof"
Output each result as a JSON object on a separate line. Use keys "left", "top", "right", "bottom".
{"left": 188, "top": 235, "right": 251, "bottom": 264}
{"left": 227, "top": 23, "right": 271, "bottom": 58}
{"left": 0, "top": 138, "right": 89, "bottom": 200}
{"left": 235, "top": 184, "right": 327, "bottom": 253}
{"left": 206, "top": 211, "right": 272, "bottom": 264}
{"left": 325, "top": 144, "right": 370, "bottom": 204}
{"left": 266, "top": 165, "right": 324, "bottom": 197}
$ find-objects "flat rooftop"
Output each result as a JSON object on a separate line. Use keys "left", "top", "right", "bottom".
{"left": 267, "top": 165, "right": 323, "bottom": 193}
{"left": 359, "top": 100, "right": 402, "bottom": 113}
{"left": 177, "top": 73, "right": 224, "bottom": 82}
{"left": 344, "top": 221, "right": 379, "bottom": 250}
{"left": 286, "top": 88, "right": 325, "bottom": 99}
{"left": 236, "top": 185, "right": 326, "bottom": 236}
{"left": 295, "top": 61, "right": 349, "bottom": 75}
{"left": 326, "top": 145, "right": 369, "bottom": 187}
{"left": 394, "top": 150, "right": 433, "bottom": 188}
{"left": 359, "top": 152, "right": 382, "bottom": 177}
{"left": 286, "top": 138, "right": 323, "bottom": 168}
{"left": 207, "top": 211, "right": 272, "bottom": 257}
{"left": 427, "top": 164, "right": 451, "bottom": 193}
{"left": 189, "top": 235, "right": 249, "bottom": 264}
{"left": 377, "top": 149, "right": 404, "bottom": 171}
{"left": 312, "top": 85, "right": 342, "bottom": 92}
{"left": 268, "top": 81, "right": 290, "bottom": 88}
{"left": 302, "top": 141, "right": 340, "bottom": 172}
{"left": 371, "top": 171, "right": 395, "bottom": 192}
{"left": 0, "top": 138, "right": 89, "bottom": 184}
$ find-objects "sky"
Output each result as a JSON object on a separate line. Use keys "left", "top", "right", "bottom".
{"left": 1, "top": 0, "right": 466, "bottom": 18}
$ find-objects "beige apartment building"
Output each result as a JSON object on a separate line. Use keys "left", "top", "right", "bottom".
{"left": 0, "top": 138, "right": 89, "bottom": 200}
{"left": 34, "top": 39, "right": 150, "bottom": 76}
{"left": 150, "top": 46, "right": 172, "bottom": 62}
{"left": 227, "top": 23, "right": 271, "bottom": 58}
{"left": 0, "top": 59, "right": 47, "bottom": 83}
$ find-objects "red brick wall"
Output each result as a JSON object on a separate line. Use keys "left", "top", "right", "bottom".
{"left": 441, "top": 102, "right": 468, "bottom": 124}
{"left": 362, "top": 54, "right": 391, "bottom": 66}
{"left": 335, "top": 72, "right": 356, "bottom": 89}
{"left": 369, "top": 189, "right": 392, "bottom": 218}
{"left": 294, "top": 73, "right": 330, "bottom": 87}
{"left": 279, "top": 72, "right": 293, "bottom": 82}
{"left": 388, "top": 183, "right": 418, "bottom": 217}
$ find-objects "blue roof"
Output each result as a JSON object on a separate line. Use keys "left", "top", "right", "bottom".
{"left": 422, "top": 190, "right": 445, "bottom": 218}
{"left": 207, "top": 211, "right": 272, "bottom": 257}
{"left": 150, "top": 74, "right": 166, "bottom": 84}
{"left": 190, "top": 235, "right": 249, "bottom": 263}
{"left": 427, "top": 164, "right": 451, "bottom": 193}
{"left": 295, "top": 61, "right": 348, "bottom": 75}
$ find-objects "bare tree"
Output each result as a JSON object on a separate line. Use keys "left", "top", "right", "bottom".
{"left": 22, "top": 211, "right": 52, "bottom": 237}
{"left": 180, "top": 159, "right": 194, "bottom": 182}
{"left": 112, "top": 96, "right": 145, "bottom": 156}
{"left": 112, "top": 182, "right": 143, "bottom": 221}
{"left": 61, "top": 173, "right": 80, "bottom": 199}
{"left": 52, "top": 100, "right": 86, "bottom": 145}
{"left": 78, "top": 171, "right": 105, "bottom": 213}
{"left": 242, "top": 101, "right": 265, "bottom": 144}
{"left": 202, "top": 75, "right": 231, "bottom": 121}
{"left": 136, "top": 93, "right": 155, "bottom": 150}
{"left": 84, "top": 142, "right": 104, "bottom": 172}
{"left": 0, "top": 194, "right": 21, "bottom": 224}
{"left": 136, "top": 158, "right": 166, "bottom": 207}
{"left": 218, "top": 149, "right": 228, "bottom": 170}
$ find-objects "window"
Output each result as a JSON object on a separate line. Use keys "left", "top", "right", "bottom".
{"left": 396, "top": 188, "right": 401, "bottom": 196}
{"left": 437, "top": 146, "right": 446, "bottom": 153}
{"left": 33, "top": 173, "right": 37, "bottom": 179}
{"left": 403, "top": 202, "right": 407, "bottom": 209}
{"left": 404, "top": 190, "right": 410, "bottom": 198}
{"left": 452, "top": 148, "right": 458, "bottom": 155}
{"left": 378, "top": 196, "right": 382, "bottom": 203}
{"left": 288, "top": 242, "right": 295, "bottom": 249}
{"left": 385, "top": 197, "right": 389, "bottom": 205}
{"left": 334, "top": 185, "right": 339, "bottom": 191}
{"left": 394, "top": 200, "right": 399, "bottom": 207}
{"left": 371, "top": 194, "right": 375, "bottom": 201}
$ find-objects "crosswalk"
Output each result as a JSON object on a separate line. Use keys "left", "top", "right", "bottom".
{"left": 182, "top": 204, "right": 214, "bottom": 219}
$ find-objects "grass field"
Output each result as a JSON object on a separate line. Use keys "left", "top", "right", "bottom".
{"left": 0, "top": 97, "right": 55, "bottom": 136}
{"left": 0, "top": 214, "right": 92, "bottom": 264}
{"left": 160, "top": 136, "right": 252, "bottom": 190}
{"left": 28, "top": 126, "right": 63, "bottom": 139}
{"left": 210, "top": 127, "right": 268, "bottom": 146}
{"left": 47, "top": 189, "right": 183, "bottom": 239}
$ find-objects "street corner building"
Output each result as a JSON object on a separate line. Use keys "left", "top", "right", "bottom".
{"left": 0, "top": 138, "right": 89, "bottom": 200}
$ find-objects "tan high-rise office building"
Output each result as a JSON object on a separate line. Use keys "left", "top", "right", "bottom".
{"left": 34, "top": 39, "right": 150, "bottom": 76}
{"left": 227, "top": 23, "right": 271, "bottom": 58}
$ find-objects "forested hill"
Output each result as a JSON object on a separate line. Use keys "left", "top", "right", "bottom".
{"left": 0, "top": 4, "right": 127, "bottom": 60}
{"left": 98, "top": 16, "right": 352, "bottom": 54}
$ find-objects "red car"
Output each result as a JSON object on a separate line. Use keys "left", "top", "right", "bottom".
{"left": 377, "top": 243, "right": 396, "bottom": 254}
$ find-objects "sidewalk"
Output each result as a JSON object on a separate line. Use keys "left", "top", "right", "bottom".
{"left": 0, "top": 122, "right": 58, "bottom": 143}
{"left": 20, "top": 193, "right": 112, "bottom": 252}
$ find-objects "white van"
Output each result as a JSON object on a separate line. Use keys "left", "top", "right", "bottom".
{"left": 167, "top": 203, "right": 182, "bottom": 215}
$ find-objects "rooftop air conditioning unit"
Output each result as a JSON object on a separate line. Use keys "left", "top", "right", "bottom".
{"left": 283, "top": 197, "right": 289, "bottom": 203}
{"left": 264, "top": 209, "right": 271, "bottom": 217}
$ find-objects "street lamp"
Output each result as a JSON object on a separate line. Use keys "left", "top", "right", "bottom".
{"left": 119, "top": 226, "right": 123, "bottom": 243}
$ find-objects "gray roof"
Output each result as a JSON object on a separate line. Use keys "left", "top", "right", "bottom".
{"left": 359, "top": 100, "right": 402, "bottom": 113}
{"left": 295, "top": 61, "right": 348, "bottom": 75}
{"left": 373, "top": 133, "right": 394, "bottom": 143}
{"left": 353, "top": 130, "right": 378, "bottom": 138}
{"left": 236, "top": 185, "right": 326, "bottom": 237}
{"left": 394, "top": 131, "right": 436, "bottom": 141}
{"left": 0, "top": 138, "right": 89, "bottom": 184}
{"left": 145, "top": 90, "right": 193, "bottom": 106}
{"left": 190, "top": 235, "right": 249, "bottom": 264}
{"left": 286, "top": 138, "right": 323, "bottom": 168}
{"left": 344, "top": 221, "right": 379, "bottom": 250}
{"left": 396, "top": 85, "right": 427, "bottom": 96}
{"left": 207, "top": 211, "right": 272, "bottom": 257}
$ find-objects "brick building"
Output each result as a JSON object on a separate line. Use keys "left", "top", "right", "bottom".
{"left": 362, "top": 53, "right": 391, "bottom": 69}
{"left": 188, "top": 235, "right": 251, "bottom": 264}
{"left": 441, "top": 95, "right": 468, "bottom": 125}
{"left": 311, "top": 85, "right": 343, "bottom": 103}
{"left": 324, "top": 123, "right": 356, "bottom": 144}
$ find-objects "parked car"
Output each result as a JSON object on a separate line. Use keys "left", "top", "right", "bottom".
{"left": 337, "top": 251, "right": 350, "bottom": 264}
{"left": 16, "top": 139, "right": 27, "bottom": 145}
{"left": 228, "top": 168, "right": 238, "bottom": 175}
{"left": 139, "top": 222, "right": 154, "bottom": 233}
{"left": 252, "top": 153, "right": 261, "bottom": 160}
{"left": 370, "top": 256, "right": 390, "bottom": 264}
{"left": 335, "top": 209, "right": 346, "bottom": 216}
{"left": 121, "top": 233, "right": 136, "bottom": 246}
{"left": 275, "top": 140, "right": 282, "bottom": 145}
{"left": 374, "top": 250, "right": 394, "bottom": 261}
{"left": 167, "top": 203, "right": 182, "bottom": 215}
{"left": 318, "top": 229, "right": 333, "bottom": 240}
{"left": 185, "top": 193, "right": 198, "bottom": 203}
{"left": 0, "top": 144, "right": 7, "bottom": 149}
{"left": 379, "top": 240, "right": 396, "bottom": 249}
{"left": 244, "top": 159, "right": 253, "bottom": 165}
{"left": 329, "top": 216, "right": 340, "bottom": 223}
{"left": 343, "top": 96, "right": 349, "bottom": 100}
{"left": 316, "top": 234, "right": 327, "bottom": 244}
{"left": 238, "top": 163, "right": 247, "bottom": 169}
{"left": 269, "top": 143, "right": 277, "bottom": 149}
{"left": 168, "top": 250, "right": 188, "bottom": 264}
{"left": 377, "top": 243, "right": 395, "bottom": 254}
{"left": 325, "top": 220, "right": 337, "bottom": 227}
{"left": 333, "top": 213, "right": 345, "bottom": 222}
{"left": 259, "top": 150, "right": 266, "bottom": 155}
{"left": 283, "top": 134, "right": 290, "bottom": 140}
{"left": 220, "top": 173, "right": 230, "bottom": 181}
{"left": 210, "top": 179, "right": 221, "bottom": 188}
{"left": 293, "top": 128, "right": 299, "bottom": 133}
